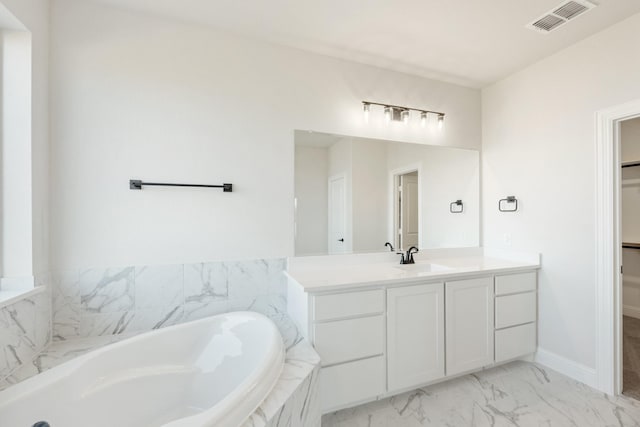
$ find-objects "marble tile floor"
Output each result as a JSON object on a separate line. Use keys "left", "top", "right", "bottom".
{"left": 322, "top": 361, "right": 640, "bottom": 427}
{"left": 623, "top": 315, "right": 640, "bottom": 401}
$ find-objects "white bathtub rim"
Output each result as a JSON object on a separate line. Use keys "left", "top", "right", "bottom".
{"left": 165, "top": 311, "right": 285, "bottom": 427}
{"left": 0, "top": 311, "right": 285, "bottom": 427}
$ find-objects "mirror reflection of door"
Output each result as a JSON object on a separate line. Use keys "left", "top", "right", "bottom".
{"left": 329, "top": 173, "right": 347, "bottom": 254}
{"left": 397, "top": 171, "right": 419, "bottom": 250}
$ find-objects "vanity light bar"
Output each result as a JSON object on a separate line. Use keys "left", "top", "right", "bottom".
{"left": 362, "top": 101, "right": 445, "bottom": 130}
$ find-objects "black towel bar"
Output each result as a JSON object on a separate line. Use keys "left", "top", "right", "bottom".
{"left": 130, "top": 180, "right": 232, "bottom": 192}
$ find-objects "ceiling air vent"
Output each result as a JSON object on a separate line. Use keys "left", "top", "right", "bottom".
{"left": 553, "top": 1, "right": 591, "bottom": 20}
{"left": 532, "top": 14, "right": 565, "bottom": 32}
{"left": 527, "top": 0, "right": 597, "bottom": 34}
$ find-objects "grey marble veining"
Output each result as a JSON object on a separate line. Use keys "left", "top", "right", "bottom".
{"left": 0, "top": 287, "right": 51, "bottom": 384}
{"left": 242, "top": 340, "right": 321, "bottom": 427}
{"left": 184, "top": 262, "right": 228, "bottom": 303}
{"left": 33, "top": 288, "right": 52, "bottom": 352}
{"left": 322, "top": 361, "right": 640, "bottom": 427}
{"left": 135, "top": 264, "right": 184, "bottom": 309}
{"left": 52, "top": 257, "right": 290, "bottom": 342}
{"left": 79, "top": 267, "right": 135, "bottom": 313}
{"left": 51, "top": 270, "right": 81, "bottom": 340}
{"left": 0, "top": 298, "right": 37, "bottom": 379}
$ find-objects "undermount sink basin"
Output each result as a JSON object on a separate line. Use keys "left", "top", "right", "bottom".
{"left": 393, "top": 263, "right": 451, "bottom": 273}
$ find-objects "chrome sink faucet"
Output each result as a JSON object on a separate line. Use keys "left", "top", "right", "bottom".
{"left": 397, "top": 246, "right": 419, "bottom": 264}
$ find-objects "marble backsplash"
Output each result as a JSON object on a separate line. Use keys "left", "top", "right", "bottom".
{"left": 0, "top": 287, "right": 52, "bottom": 382}
{"left": 52, "top": 258, "right": 301, "bottom": 347}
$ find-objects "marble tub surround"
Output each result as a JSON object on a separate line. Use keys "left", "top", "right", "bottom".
{"left": 0, "top": 286, "right": 51, "bottom": 384}
{"left": 1, "top": 328, "right": 321, "bottom": 427}
{"left": 322, "top": 361, "right": 640, "bottom": 427}
{"left": 242, "top": 340, "right": 321, "bottom": 427}
{"left": 51, "top": 257, "right": 296, "bottom": 344}
{"left": 286, "top": 247, "right": 540, "bottom": 292}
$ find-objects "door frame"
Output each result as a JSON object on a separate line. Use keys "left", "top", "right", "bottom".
{"left": 328, "top": 172, "right": 347, "bottom": 254}
{"left": 389, "top": 164, "right": 422, "bottom": 250}
{"left": 595, "top": 98, "right": 640, "bottom": 395}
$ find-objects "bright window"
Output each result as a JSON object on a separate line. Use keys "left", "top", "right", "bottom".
{"left": 0, "top": 6, "right": 34, "bottom": 293}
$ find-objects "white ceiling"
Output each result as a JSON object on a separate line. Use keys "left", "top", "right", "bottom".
{"left": 91, "top": 0, "right": 640, "bottom": 88}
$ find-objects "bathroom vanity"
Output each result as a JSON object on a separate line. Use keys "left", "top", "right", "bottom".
{"left": 286, "top": 249, "right": 540, "bottom": 413}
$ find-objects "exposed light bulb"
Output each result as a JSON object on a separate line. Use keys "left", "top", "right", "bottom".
{"left": 363, "top": 103, "right": 370, "bottom": 123}
{"left": 438, "top": 114, "right": 445, "bottom": 130}
{"left": 421, "top": 112, "right": 428, "bottom": 128}
{"left": 401, "top": 110, "right": 410, "bottom": 124}
{"left": 384, "top": 106, "right": 392, "bottom": 123}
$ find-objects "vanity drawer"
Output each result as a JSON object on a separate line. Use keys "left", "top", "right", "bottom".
{"left": 495, "top": 292, "right": 536, "bottom": 329}
{"left": 313, "top": 289, "right": 384, "bottom": 321}
{"left": 313, "top": 315, "right": 384, "bottom": 366}
{"left": 320, "top": 355, "right": 385, "bottom": 413}
{"left": 495, "top": 271, "right": 536, "bottom": 296}
{"left": 495, "top": 322, "right": 536, "bottom": 362}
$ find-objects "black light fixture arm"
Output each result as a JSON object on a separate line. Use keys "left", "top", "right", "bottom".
{"left": 130, "top": 180, "right": 232, "bottom": 192}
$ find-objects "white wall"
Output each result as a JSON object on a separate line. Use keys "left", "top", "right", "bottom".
{"left": 0, "top": 0, "right": 49, "bottom": 279}
{"left": 482, "top": 13, "right": 640, "bottom": 371}
{"left": 49, "top": 0, "right": 481, "bottom": 270}
{"left": 294, "top": 145, "right": 328, "bottom": 255}
{"left": 621, "top": 118, "right": 640, "bottom": 319}
{"left": 421, "top": 147, "right": 480, "bottom": 248}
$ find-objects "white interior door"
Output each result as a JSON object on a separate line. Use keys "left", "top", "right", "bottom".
{"left": 328, "top": 175, "right": 346, "bottom": 254}
{"left": 400, "top": 173, "right": 419, "bottom": 249}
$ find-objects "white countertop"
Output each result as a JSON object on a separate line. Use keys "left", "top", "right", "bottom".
{"left": 286, "top": 249, "right": 540, "bottom": 293}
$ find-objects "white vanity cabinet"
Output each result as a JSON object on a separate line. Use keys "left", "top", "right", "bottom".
{"left": 387, "top": 282, "right": 445, "bottom": 391}
{"left": 309, "top": 289, "right": 386, "bottom": 412}
{"left": 287, "top": 263, "right": 539, "bottom": 414}
{"left": 445, "top": 277, "right": 494, "bottom": 376}
{"left": 494, "top": 271, "right": 538, "bottom": 362}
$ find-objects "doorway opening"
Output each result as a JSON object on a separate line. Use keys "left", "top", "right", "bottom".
{"left": 595, "top": 99, "right": 640, "bottom": 397}
{"left": 620, "top": 118, "right": 640, "bottom": 399}
{"left": 393, "top": 170, "right": 419, "bottom": 251}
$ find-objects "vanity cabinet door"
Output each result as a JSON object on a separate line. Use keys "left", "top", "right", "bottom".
{"left": 387, "top": 282, "right": 445, "bottom": 392}
{"left": 445, "top": 277, "right": 494, "bottom": 376}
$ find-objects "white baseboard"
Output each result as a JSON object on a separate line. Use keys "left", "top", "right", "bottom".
{"left": 534, "top": 347, "right": 597, "bottom": 389}
{"left": 623, "top": 305, "right": 640, "bottom": 320}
